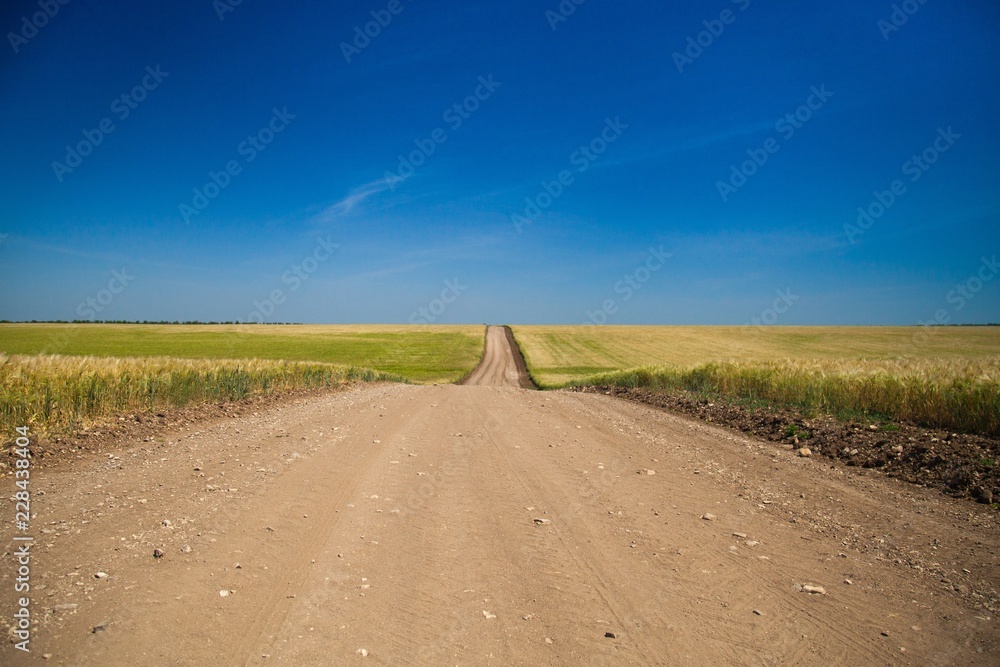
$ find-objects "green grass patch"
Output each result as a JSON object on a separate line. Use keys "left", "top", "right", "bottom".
{"left": 783, "top": 424, "right": 811, "bottom": 439}
{"left": 0, "top": 324, "right": 485, "bottom": 384}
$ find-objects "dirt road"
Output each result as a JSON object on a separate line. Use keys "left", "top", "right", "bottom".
{"left": 2, "top": 329, "right": 997, "bottom": 665}
{"left": 460, "top": 326, "right": 534, "bottom": 388}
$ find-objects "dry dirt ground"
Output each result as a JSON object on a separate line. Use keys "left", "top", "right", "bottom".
{"left": 2, "top": 326, "right": 997, "bottom": 665}
{"left": 575, "top": 386, "right": 1000, "bottom": 505}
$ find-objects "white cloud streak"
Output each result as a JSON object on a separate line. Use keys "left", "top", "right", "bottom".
{"left": 319, "top": 178, "right": 396, "bottom": 220}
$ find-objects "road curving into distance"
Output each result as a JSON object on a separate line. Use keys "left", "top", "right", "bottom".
{"left": 1, "top": 326, "right": 996, "bottom": 665}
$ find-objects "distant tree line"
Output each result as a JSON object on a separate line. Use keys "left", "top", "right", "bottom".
{"left": 0, "top": 320, "right": 305, "bottom": 325}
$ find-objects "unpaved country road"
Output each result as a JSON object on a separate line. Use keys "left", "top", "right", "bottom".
{"left": 2, "top": 329, "right": 998, "bottom": 665}
{"left": 460, "top": 326, "right": 534, "bottom": 388}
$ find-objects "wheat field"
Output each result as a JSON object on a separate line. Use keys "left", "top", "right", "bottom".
{"left": 583, "top": 358, "right": 1000, "bottom": 435}
{"left": 511, "top": 326, "right": 1000, "bottom": 435}
{"left": 0, "top": 354, "right": 399, "bottom": 437}
{"left": 0, "top": 323, "right": 485, "bottom": 384}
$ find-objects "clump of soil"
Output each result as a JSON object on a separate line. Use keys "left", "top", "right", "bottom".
{"left": 573, "top": 385, "right": 1000, "bottom": 506}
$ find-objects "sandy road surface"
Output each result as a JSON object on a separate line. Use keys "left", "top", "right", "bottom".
{"left": 460, "top": 326, "right": 534, "bottom": 388}
{"left": 2, "top": 330, "right": 997, "bottom": 665}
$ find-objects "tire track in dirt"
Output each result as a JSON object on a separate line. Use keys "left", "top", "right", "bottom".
{"left": 466, "top": 388, "right": 663, "bottom": 665}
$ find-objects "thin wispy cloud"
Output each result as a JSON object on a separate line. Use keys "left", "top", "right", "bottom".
{"left": 7, "top": 237, "right": 124, "bottom": 263}
{"left": 2, "top": 2, "right": 996, "bottom": 324}
{"left": 319, "top": 179, "right": 396, "bottom": 220}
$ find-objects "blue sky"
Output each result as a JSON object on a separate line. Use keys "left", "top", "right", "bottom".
{"left": 1, "top": 0, "right": 998, "bottom": 325}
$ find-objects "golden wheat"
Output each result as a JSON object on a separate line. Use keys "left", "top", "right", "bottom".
{"left": 581, "top": 357, "right": 1000, "bottom": 435}
{"left": 0, "top": 354, "right": 398, "bottom": 437}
